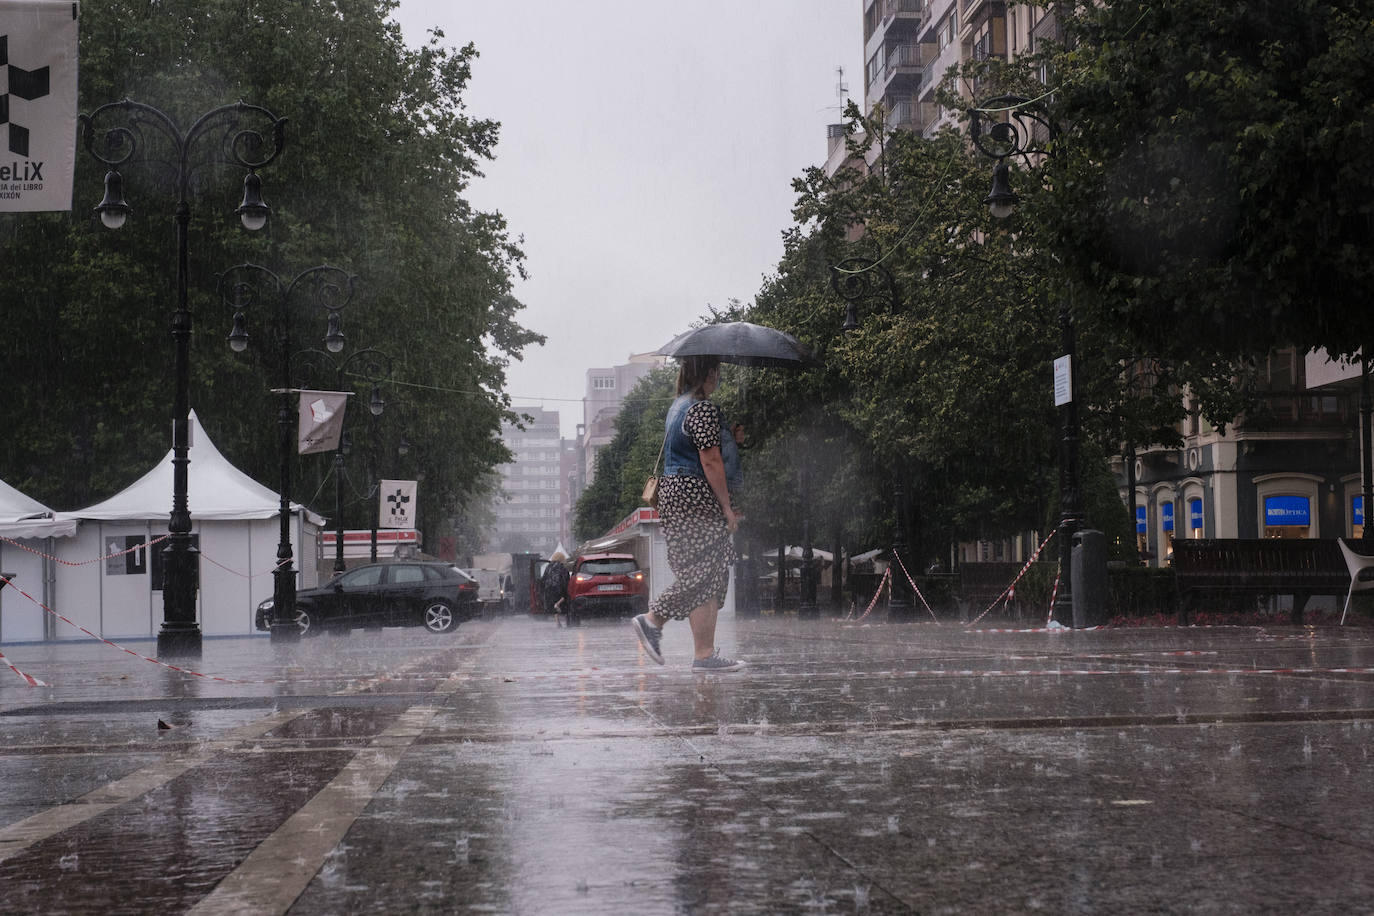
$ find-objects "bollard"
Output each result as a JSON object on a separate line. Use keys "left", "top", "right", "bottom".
{"left": 1071, "top": 530, "right": 1108, "bottom": 627}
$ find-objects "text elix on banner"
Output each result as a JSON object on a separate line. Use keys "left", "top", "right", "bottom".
{"left": 0, "top": 1, "right": 78, "bottom": 212}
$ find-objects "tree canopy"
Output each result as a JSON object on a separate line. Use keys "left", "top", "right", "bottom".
{"left": 0, "top": 0, "right": 541, "bottom": 547}
{"left": 1039, "top": 0, "right": 1374, "bottom": 364}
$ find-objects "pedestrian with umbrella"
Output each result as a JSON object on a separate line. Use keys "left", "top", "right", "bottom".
{"left": 630, "top": 322, "right": 815, "bottom": 672}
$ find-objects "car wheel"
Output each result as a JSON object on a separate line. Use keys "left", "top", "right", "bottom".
{"left": 295, "top": 606, "right": 315, "bottom": 637}
{"left": 422, "top": 601, "right": 457, "bottom": 634}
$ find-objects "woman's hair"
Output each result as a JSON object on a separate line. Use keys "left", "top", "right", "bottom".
{"left": 676, "top": 355, "right": 721, "bottom": 397}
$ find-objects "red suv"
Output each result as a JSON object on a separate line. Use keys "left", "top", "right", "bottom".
{"left": 568, "top": 553, "right": 648, "bottom": 619}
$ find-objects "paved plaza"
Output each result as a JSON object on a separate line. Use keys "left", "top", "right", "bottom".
{"left": 2, "top": 610, "right": 1374, "bottom": 913}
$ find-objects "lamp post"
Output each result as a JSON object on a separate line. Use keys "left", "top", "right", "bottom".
{"left": 1362, "top": 356, "right": 1373, "bottom": 546}
{"left": 80, "top": 100, "right": 286, "bottom": 658}
{"left": 797, "top": 460, "right": 818, "bottom": 618}
{"left": 829, "top": 256, "right": 912, "bottom": 621}
{"left": 969, "top": 95, "right": 1082, "bottom": 625}
{"left": 298, "top": 348, "right": 392, "bottom": 575}
{"left": 222, "top": 264, "right": 357, "bottom": 643}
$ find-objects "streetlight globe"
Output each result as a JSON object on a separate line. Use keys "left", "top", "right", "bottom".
{"left": 227, "top": 312, "right": 249, "bottom": 352}
{"left": 236, "top": 171, "right": 270, "bottom": 231}
{"left": 324, "top": 311, "right": 345, "bottom": 353}
{"left": 369, "top": 386, "right": 385, "bottom": 416}
{"left": 95, "top": 170, "right": 130, "bottom": 229}
{"left": 984, "top": 160, "right": 1018, "bottom": 219}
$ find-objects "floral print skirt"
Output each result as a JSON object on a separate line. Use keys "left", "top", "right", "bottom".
{"left": 650, "top": 475, "right": 733, "bottom": 621}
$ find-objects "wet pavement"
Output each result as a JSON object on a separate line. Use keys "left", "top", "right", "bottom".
{"left": 2, "top": 610, "right": 1374, "bottom": 914}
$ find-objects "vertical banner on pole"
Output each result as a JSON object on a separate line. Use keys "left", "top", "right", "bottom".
{"left": 379, "top": 479, "right": 417, "bottom": 529}
{"left": 0, "top": 1, "right": 78, "bottom": 211}
{"left": 297, "top": 391, "right": 349, "bottom": 454}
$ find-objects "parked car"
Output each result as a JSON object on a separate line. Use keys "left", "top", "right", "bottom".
{"left": 255, "top": 561, "right": 480, "bottom": 636}
{"left": 566, "top": 553, "right": 648, "bottom": 619}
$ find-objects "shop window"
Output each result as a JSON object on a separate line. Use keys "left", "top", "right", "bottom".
{"left": 1264, "top": 495, "right": 1311, "bottom": 538}
{"left": 1354, "top": 495, "right": 1364, "bottom": 540}
{"left": 1187, "top": 497, "right": 1204, "bottom": 539}
{"left": 1160, "top": 501, "right": 1174, "bottom": 561}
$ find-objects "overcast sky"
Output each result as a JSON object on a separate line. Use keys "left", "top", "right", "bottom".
{"left": 392, "top": 1, "right": 862, "bottom": 437}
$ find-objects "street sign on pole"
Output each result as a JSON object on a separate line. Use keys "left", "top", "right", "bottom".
{"left": 1053, "top": 354, "right": 1073, "bottom": 406}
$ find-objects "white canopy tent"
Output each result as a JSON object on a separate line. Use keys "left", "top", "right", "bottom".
{"left": 0, "top": 479, "right": 77, "bottom": 642}
{"left": 51, "top": 411, "right": 325, "bottom": 640}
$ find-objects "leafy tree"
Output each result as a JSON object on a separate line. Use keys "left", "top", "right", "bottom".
{"left": 735, "top": 120, "right": 1078, "bottom": 559}
{"left": 0, "top": 0, "right": 540, "bottom": 555}
{"left": 1032, "top": 0, "right": 1374, "bottom": 372}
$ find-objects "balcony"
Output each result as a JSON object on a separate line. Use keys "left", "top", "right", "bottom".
{"left": 884, "top": 99, "right": 922, "bottom": 133}
{"left": 877, "top": 42, "right": 924, "bottom": 94}
{"left": 959, "top": 0, "right": 1006, "bottom": 30}
{"left": 970, "top": 31, "right": 1004, "bottom": 63}
{"left": 881, "top": 0, "right": 925, "bottom": 36}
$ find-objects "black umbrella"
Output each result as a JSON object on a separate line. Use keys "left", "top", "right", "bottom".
{"left": 656, "top": 321, "right": 817, "bottom": 369}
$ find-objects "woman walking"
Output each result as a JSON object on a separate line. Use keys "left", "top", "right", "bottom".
{"left": 631, "top": 355, "right": 745, "bottom": 672}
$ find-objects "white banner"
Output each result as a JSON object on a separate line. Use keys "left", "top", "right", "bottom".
{"left": 0, "top": 1, "right": 78, "bottom": 211}
{"left": 297, "top": 390, "right": 349, "bottom": 455}
{"left": 378, "top": 479, "right": 417, "bottom": 529}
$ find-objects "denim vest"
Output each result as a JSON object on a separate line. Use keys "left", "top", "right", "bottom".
{"left": 662, "top": 394, "right": 743, "bottom": 492}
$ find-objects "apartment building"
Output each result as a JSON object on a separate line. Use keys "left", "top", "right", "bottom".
{"left": 490, "top": 407, "right": 567, "bottom": 554}
{"left": 580, "top": 353, "right": 668, "bottom": 488}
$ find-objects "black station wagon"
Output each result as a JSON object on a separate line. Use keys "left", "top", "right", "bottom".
{"left": 255, "top": 561, "right": 480, "bottom": 636}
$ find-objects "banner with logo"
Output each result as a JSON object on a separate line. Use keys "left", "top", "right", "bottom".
{"left": 297, "top": 391, "right": 348, "bottom": 454}
{"left": 378, "top": 479, "right": 417, "bottom": 529}
{"left": 0, "top": 1, "right": 78, "bottom": 211}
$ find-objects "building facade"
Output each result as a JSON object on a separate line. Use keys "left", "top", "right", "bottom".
{"left": 1124, "top": 352, "right": 1362, "bottom": 566}
{"left": 579, "top": 352, "right": 668, "bottom": 488}
{"left": 490, "top": 408, "right": 567, "bottom": 555}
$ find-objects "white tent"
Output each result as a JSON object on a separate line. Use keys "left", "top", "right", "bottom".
{"left": 780, "top": 545, "right": 835, "bottom": 563}
{"left": 50, "top": 411, "right": 325, "bottom": 641}
{"left": 0, "top": 479, "right": 77, "bottom": 643}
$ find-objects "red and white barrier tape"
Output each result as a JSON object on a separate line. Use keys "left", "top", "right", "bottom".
{"left": 0, "top": 644, "right": 46, "bottom": 686}
{"left": 892, "top": 553, "right": 940, "bottom": 622}
{"left": 0, "top": 574, "right": 253, "bottom": 687}
{"left": 2, "top": 533, "right": 287, "bottom": 580}
{"left": 0, "top": 533, "right": 169, "bottom": 566}
{"left": 968, "top": 529, "right": 1058, "bottom": 628}
{"left": 844, "top": 566, "right": 892, "bottom": 623}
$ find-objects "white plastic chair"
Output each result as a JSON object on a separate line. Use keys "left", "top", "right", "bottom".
{"left": 1338, "top": 539, "right": 1374, "bottom": 625}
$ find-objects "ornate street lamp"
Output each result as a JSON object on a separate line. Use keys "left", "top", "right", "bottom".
{"left": 80, "top": 100, "right": 286, "bottom": 658}
{"left": 221, "top": 263, "right": 358, "bottom": 643}
{"left": 969, "top": 95, "right": 1083, "bottom": 626}
{"left": 829, "top": 256, "right": 913, "bottom": 621}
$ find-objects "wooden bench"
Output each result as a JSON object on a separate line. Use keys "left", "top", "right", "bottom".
{"left": 1171, "top": 538, "right": 1350, "bottom": 624}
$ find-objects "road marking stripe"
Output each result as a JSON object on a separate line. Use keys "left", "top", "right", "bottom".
{"left": 189, "top": 674, "right": 464, "bottom": 915}
{"left": 0, "top": 708, "right": 302, "bottom": 863}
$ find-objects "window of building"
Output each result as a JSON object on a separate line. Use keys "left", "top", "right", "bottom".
{"left": 1264, "top": 495, "right": 1311, "bottom": 538}
{"left": 592, "top": 377, "right": 615, "bottom": 390}
{"left": 1135, "top": 504, "right": 1147, "bottom": 557}
{"left": 1187, "top": 497, "right": 1204, "bottom": 539}
{"left": 1353, "top": 495, "right": 1364, "bottom": 539}
{"left": 1160, "top": 500, "right": 1175, "bottom": 561}
{"left": 867, "top": 49, "right": 884, "bottom": 89}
